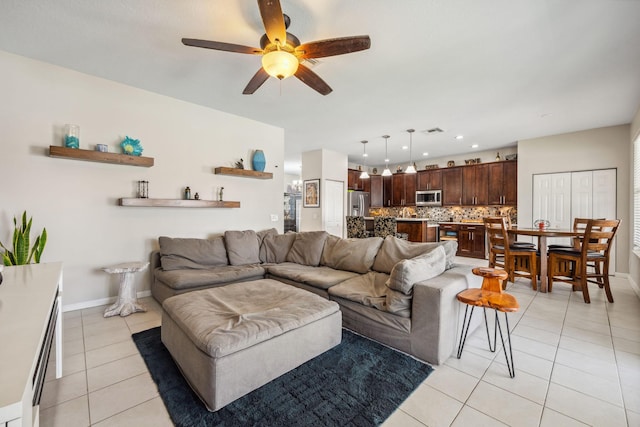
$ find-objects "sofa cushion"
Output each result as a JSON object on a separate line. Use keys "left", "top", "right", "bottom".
{"left": 385, "top": 289, "right": 413, "bottom": 318}
{"left": 262, "top": 233, "right": 296, "bottom": 264}
{"left": 155, "top": 264, "right": 265, "bottom": 290}
{"left": 372, "top": 236, "right": 457, "bottom": 274}
{"left": 257, "top": 228, "right": 278, "bottom": 263}
{"left": 266, "top": 262, "right": 358, "bottom": 290}
{"left": 285, "top": 231, "right": 328, "bottom": 267}
{"left": 386, "top": 245, "right": 447, "bottom": 295}
{"left": 327, "top": 271, "right": 388, "bottom": 312}
{"left": 321, "top": 236, "right": 384, "bottom": 274}
{"left": 224, "top": 230, "right": 260, "bottom": 266}
{"left": 159, "top": 236, "right": 228, "bottom": 271}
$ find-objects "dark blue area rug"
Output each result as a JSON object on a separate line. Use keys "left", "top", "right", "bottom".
{"left": 132, "top": 327, "right": 432, "bottom": 427}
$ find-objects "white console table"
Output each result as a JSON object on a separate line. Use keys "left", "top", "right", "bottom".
{"left": 0, "top": 263, "right": 63, "bottom": 427}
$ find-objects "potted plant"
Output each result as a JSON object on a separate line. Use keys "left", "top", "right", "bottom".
{"left": 1, "top": 211, "right": 47, "bottom": 266}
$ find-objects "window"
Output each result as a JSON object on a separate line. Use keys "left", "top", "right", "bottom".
{"left": 635, "top": 134, "right": 640, "bottom": 250}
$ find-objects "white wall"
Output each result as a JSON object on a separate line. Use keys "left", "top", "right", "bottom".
{"left": 300, "top": 149, "right": 348, "bottom": 233}
{"left": 0, "top": 50, "right": 284, "bottom": 309}
{"left": 517, "top": 125, "right": 630, "bottom": 273}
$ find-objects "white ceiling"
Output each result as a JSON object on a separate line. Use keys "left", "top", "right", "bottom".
{"left": 1, "top": 0, "right": 639, "bottom": 175}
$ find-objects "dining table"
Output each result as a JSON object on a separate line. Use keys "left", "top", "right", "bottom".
{"left": 507, "top": 227, "right": 583, "bottom": 293}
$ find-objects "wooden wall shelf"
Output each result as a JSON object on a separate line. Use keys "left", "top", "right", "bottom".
{"left": 49, "top": 146, "right": 154, "bottom": 167}
{"left": 214, "top": 167, "right": 273, "bottom": 179}
{"left": 118, "top": 198, "right": 240, "bottom": 208}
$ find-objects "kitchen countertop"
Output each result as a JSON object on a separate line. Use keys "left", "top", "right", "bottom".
{"left": 438, "top": 221, "right": 484, "bottom": 225}
{"left": 364, "top": 217, "right": 439, "bottom": 226}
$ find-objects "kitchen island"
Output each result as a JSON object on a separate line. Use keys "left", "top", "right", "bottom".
{"left": 364, "top": 217, "right": 439, "bottom": 242}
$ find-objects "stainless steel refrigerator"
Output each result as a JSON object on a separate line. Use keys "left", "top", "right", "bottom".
{"left": 347, "top": 191, "right": 370, "bottom": 217}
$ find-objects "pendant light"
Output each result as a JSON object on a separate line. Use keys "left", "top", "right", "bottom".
{"left": 381, "top": 135, "right": 392, "bottom": 176}
{"left": 405, "top": 129, "right": 416, "bottom": 174}
{"left": 359, "top": 140, "right": 370, "bottom": 179}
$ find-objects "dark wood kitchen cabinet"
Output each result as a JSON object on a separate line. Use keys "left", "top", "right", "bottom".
{"left": 347, "top": 168, "right": 370, "bottom": 192}
{"left": 462, "top": 164, "right": 488, "bottom": 205}
{"left": 417, "top": 169, "right": 442, "bottom": 190}
{"left": 488, "top": 160, "right": 517, "bottom": 205}
{"left": 370, "top": 175, "right": 394, "bottom": 207}
{"left": 370, "top": 175, "right": 383, "bottom": 207}
{"left": 391, "top": 173, "right": 417, "bottom": 206}
{"left": 458, "top": 224, "right": 486, "bottom": 259}
{"left": 442, "top": 168, "right": 463, "bottom": 206}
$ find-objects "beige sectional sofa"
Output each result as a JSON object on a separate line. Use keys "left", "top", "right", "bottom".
{"left": 150, "top": 229, "right": 482, "bottom": 365}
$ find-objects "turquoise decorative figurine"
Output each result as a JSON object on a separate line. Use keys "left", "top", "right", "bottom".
{"left": 252, "top": 149, "right": 266, "bottom": 172}
{"left": 120, "top": 136, "right": 143, "bottom": 156}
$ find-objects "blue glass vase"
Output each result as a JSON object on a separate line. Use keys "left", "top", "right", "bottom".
{"left": 252, "top": 149, "right": 266, "bottom": 172}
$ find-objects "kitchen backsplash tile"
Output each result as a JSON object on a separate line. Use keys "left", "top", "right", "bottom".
{"left": 369, "top": 206, "right": 517, "bottom": 224}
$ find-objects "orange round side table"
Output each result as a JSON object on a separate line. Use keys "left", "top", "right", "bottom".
{"left": 456, "top": 267, "right": 519, "bottom": 378}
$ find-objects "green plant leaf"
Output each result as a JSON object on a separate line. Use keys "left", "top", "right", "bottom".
{"left": 1, "top": 211, "right": 46, "bottom": 265}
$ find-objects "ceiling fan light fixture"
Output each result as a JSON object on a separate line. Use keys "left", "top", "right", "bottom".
{"left": 261, "top": 50, "right": 299, "bottom": 80}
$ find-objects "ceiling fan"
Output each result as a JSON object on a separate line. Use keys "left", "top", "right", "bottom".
{"left": 182, "top": 0, "right": 371, "bottom": 95}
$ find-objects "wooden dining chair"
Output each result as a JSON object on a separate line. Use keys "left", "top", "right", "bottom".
{"left": 548, "top": 218, "right": 592, "bottom": 250}
{"left": 484, "top": 217, "right": 538, "bottom": 290}
{"left": 547, "top": 219, "right": 620, "bottom": 303}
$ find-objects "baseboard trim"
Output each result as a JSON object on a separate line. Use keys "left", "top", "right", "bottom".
{"left": 63, "top": 290, "right": 152, "bottom": 312}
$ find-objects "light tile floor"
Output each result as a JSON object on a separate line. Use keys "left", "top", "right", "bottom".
{"left": 40, "top": 258, "right": 640, "bottom": 426}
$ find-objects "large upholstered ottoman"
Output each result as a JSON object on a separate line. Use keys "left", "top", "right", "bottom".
{"left": 161, "top": 279, "right": 342, "bottom": 411}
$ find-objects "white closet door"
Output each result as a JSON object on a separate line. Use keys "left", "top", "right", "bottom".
{"left": 592, "top": 169, "right": 616, "bottom": 219}
{"left": 533, "top": 172, "right": 571, "bottom": 246}
{"left": 593, "top": 169, "right": 617, "bottom": 272}
{"left": 572, "top": 171, "right": 593, "bottom": 220}
{"left": 323, "top": 179, "right": 345, "bottom": 237}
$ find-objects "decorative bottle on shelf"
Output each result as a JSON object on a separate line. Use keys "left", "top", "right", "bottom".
{"left": 218, "top": 187, "right": 224, "bottom": 202}
{"left": 184, "top": 186, "right": 191, "bottom": 200}
{"left": 64, "top": 124, "right": 80, "bottom": 149}
{"left": 495, "top": 152, "right": 501, "bottom": 161}
{"left": 252, "top": 149, "right": 266, "bottom": 172}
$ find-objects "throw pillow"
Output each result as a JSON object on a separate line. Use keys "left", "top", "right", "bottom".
{"left": 285, "top": 231, "right": 329, "bottom": 266}
{"left": 159, "top": 236, "right": 228, "bottom": 270}
{"left": 262, "top": 233, "right": 297, "bottom": 263}
{"left": 224, "top": 230, "right": 260, "bottom": 266}
{"left": 372, "top": 236, "right": 457, "bottom": 274}
{"left": 386, "top": 245, "right": 447, "bottom": 295}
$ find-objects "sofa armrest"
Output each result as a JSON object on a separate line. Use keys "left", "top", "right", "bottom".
{"left": 410, "top": 264, "right": 483, "bottom": 365}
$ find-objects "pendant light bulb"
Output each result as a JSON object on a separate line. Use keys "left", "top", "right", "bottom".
{"left": 381, "top": 135, "right": 392, "bottom": 176}
{"left": 359, "top": 140, "right": 370, "bottom": 179}
{"left": 405, "top": 129, "right": 416, "bottom": 173}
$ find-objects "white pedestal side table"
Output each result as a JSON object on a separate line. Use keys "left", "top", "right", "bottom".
{"left": 102, "top": 261, "right": 149, "bottom": 317}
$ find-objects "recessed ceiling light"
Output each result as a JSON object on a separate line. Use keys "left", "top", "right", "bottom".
{"left": 402, "top": 145, "right": 408, "bottom": 150}
{"left": 422, "top": 152, "right": 429, "bottom": 156}
{"left": 471, "top": 144, "right": 479, "bottom": 148}
{"left": 455, "top": 135, "right": 464, "bottom": 140}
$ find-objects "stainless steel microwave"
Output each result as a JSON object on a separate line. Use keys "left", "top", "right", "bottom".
{"left": 416, "top": 190, "right": 442, "bottom": 206}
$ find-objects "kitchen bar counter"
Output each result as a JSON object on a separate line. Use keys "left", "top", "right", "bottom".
{"left": 364, "top": 217, "right": 438, "bottom": 242}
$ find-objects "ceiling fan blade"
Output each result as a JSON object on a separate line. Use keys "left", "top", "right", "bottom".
{"left": 296, "top": 36, "right": 371, "bottom": 59}
{"left": 257, "top": 0, "right": 287, "bottom": 46}
{"left": 182, "top": 38, "right": 261, "bottom": 55}
{"left": 295, "top": 63, "right": 332, "bottom": 96}
{"left": 243, "top": 68, "right": 270, "bottom": 94}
